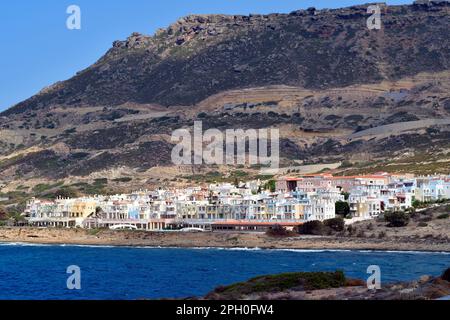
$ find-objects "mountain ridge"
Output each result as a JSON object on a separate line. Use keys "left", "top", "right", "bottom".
{"left": 2, "top": 1, "right": 449, "bottom": 115}
{"left": 0, "top": 1, "right": 449, "bottom": 193}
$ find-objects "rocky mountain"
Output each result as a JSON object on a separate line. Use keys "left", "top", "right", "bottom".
{"left": 0, "top": 1, "right": 449, "bottom": 193}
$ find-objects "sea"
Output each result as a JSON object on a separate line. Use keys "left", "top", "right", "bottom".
{"left": 0, "top": 243, "right": 449, "bottom": 300}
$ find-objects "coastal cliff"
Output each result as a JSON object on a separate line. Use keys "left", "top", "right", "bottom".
{"left": 202, "top": 269, "right": 450, "bottom": 300}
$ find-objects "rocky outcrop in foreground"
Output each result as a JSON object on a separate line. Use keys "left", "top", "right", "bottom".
{"left": 204, "top": 268, "right": 450, "bottom": 300}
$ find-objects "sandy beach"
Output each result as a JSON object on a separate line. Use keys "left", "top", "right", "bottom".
{"left": 0, "top": 227, "right": 449, "bottom": 252}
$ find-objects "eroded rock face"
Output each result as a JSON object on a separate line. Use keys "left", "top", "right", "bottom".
{"left": 2, "top": 2, "right": 449, "bottom": 115}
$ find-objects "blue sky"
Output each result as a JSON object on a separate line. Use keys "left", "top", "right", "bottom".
{"left": 0, "top": 0, "right": 412, "bottom": 112}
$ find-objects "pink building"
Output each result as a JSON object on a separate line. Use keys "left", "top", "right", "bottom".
{"left": 277, "top": 174, "right": 391, "bottom": 193}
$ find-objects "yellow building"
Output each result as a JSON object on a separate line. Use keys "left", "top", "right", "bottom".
{"left": 69, "top": 200, "right": 96, "bottom": 226}
{"left": 350, "top": 202, "right": 368, "bottom": 218}
{"left": 294, "top": 203, "right": 306, "bottom": 220}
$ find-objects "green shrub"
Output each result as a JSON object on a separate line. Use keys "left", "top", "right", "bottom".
{"left": 112, "top": 177, "right": 133, "bottom": 183}
{"left": 384, "top": 211, "right": 410, "bottom": 227}
{"left": 264, "top": 180, "right": 276, "bottom": 192}
{"left": 412, "top": 200, "right": 422, "bottom": 208}
{"left": 335, "top": 201, "right": 350, "bottom": 218}
{"left": 266, "top": 225, "right": 293, "bottom": 237}
{"left": 324, "top": 217, "right": 345, "bottom": 232}
{"left": 93, "top": 178, "right": 108, "bottom": 185}
{"left": 208, "top": 271, "right": 346, "bottom": 299}
{"left": 346, "top": 224, "right": 355, "bottom": 236}
{"left": 339, "top": 161, "right": 353, "bottom": 169}
{"left": 356, "top": 230, "right": 366, "bottom": 238}
{"left": 32, "top": 182, "right": 64, "bottom": 194}
{"left": 298, "top": 220, "right": 328, "bottom": 235}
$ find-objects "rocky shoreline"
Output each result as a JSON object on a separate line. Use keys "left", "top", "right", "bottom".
{"left": 0, "top": 227, "right": 449, "bottom": 252}
{"left": 202, "top": 269, "right": 450, "bottom": 300}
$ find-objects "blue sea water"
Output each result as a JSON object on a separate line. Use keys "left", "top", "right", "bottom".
{"left": 0, "top": 243, "right": 449, "bottom": 300}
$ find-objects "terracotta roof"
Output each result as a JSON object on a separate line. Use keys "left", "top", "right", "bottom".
{"left": 283, "top": 177, "right": 303, "bottom": 181}
{"left": 331, "top": 175, "right": 388, "bottom": 180}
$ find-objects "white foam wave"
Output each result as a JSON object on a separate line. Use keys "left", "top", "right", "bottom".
{"left": 0, "top": 242, "right": 449, "bottom": 255}
{"left": 0, "top": 242, "right": 52, "bottom": 247}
